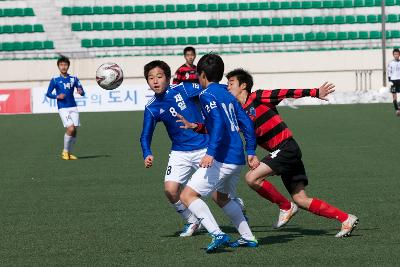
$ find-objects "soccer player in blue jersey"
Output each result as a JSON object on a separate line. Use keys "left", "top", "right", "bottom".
{"left": 46, "top": 57, "right": 85, "bottom": 160}
{"left": 178, "top": 54, "right": 259, "bottom": 253}
{"left": 140, "top": 60, "right": 209, "bottom": 237}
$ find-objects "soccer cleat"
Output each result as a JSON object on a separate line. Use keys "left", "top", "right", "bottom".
{"left": 206, "top": 233, "right": 230, "bottom": 253}
{"left": 68, "top": 154, "right": 78, "bottom": 160}
{"left": 335, "top": 214, "right": 359, "bottom": 238}
{"left": 61, "top": 151, "right": 78, "bottom": 160}
{"left": 229, "top": 237, "right": 258, "bottom": 248}
{"left": 179, "top": 221, "right": 201, "bottom": 237}
{"left": 273, "top": 202, "right": 299, "bottom": 229}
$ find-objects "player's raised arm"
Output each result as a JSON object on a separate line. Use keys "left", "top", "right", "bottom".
{"left": 46, "top": 78, "right": 58, "bottom": 99}
{"left": 140, "top": 108, "right": 157, "bottom": 167}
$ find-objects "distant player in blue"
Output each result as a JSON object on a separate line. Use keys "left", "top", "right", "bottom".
{"left": 178, "top": 54, "right": 259, "bottom": 253}
{"left": 46, "top": 56, "right": 85, "bottom": 160}
{"left": 140, "top": 60, "right": 209, "bottom": 237}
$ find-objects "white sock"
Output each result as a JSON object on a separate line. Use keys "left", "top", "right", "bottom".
{"left": 222, "top": 200, "right": 254, "bottom": 240}
{"left": 173, "top": 200, "right": 198, "bottom": 224}
{"left": 63, "top": 134, "right": 73, "bottom": 152}
{"left": 188, "top": 198, "right": 222, "bottom": 235}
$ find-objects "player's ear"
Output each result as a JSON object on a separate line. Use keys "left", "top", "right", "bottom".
{"left": 240, "top": 82, "right": 248, "bottom": 91}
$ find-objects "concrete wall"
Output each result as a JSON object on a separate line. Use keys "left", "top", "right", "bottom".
{"left": 0, "top": 49, "right": 393, "bottom": 92}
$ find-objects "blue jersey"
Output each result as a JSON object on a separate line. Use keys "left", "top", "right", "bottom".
{"left": 140, "top": 82, "right": 208, "bottom": 159}
{"left": 199, "top": 83, "right": 256, "bottom": 165}
{"left": 46, "top": 74, "right": 85, "bottom": 109}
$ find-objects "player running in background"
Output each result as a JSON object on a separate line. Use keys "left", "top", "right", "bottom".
{"left": 46, "top": 56, "right": 85, "bottom": 160}
{"left": 140, "top": 60, "right": 208, "bottom": 237}
{"left": 387, "top": 48, "right": 400, "bottom": 116}
{"left": 178, "top": 54, "right": 259, "bottom": 253}
{"left": 226, "top": 69, "right": 359, "bottom": 238}
{"left": 172, "top": 46, "right": 199, "bottom": 84}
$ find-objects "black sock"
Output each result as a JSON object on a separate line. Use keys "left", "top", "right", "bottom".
{"left": 393, "top": 100, "right": 399, "bottom": 110}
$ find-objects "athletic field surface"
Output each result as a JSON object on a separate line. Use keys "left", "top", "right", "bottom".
{"left": 0, "top": 103, "right": 398, "bottom": 266}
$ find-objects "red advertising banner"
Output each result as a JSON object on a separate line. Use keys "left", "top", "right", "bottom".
{"left": 0, "top": 89, "right": 31, "bottom": 114}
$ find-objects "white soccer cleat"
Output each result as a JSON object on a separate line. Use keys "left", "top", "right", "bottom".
{"left": 335, "top": 214, "right": 359, "bottom": 238}
{"left": 273, "top": 202, "right": 299, "bottom": 229}
{"left": 179, "top": 220, "right": 201, "bottom": 237}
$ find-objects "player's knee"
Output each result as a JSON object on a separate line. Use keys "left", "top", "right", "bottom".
{"left": 292, "top": 194, "right": 309, "bottom": 209}
{"left": 245, "top": 172, "right": 260, "bottom": 189}
{"left": 164, "top": 188, "right": 179, "bottom": 203}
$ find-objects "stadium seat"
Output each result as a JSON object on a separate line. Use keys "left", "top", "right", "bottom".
{"left": 305, "top": 32, "right": 316, "bottom": 41}
{"left": 33, "top": 41, "right": 43, "bottom": 50}
{"left": 387, "top": 14, "right": 399, "bottom": 23}
{"left": 239, "top": 3, "right": 249, "bottom": 10}
{"left": 294, "top": 33, "right": 305, "bottom": 41}
{"left": 241, "top": 35, "right": 251, "bottom": 43}
{"left": 72, "top": 6, "right": 83, "bottom": 15}
{"left": 314, "top": 16, "right": 324, "bottom": 25}
{"left": 354, "top": 0, "right": 364, "bottom": 7}
{"left": 82, "top": 22, "right": 92, "bottom": 31}
{"left": 284, "top": 33, "right": 294, "bottom": 42}
{"left": 263, "top": 34, "right": 272, "bottom": 42}
{"left": 207, "top": 4, "right": 218, "bottom": 11}
{"left": 219, "top": 19, "right": 229, "bottom": 27}
{"left": 367, "top": 15, "right": 378, "bottom": 23}
{"left": 103, "top": 6, "right": 113, "bottom": 15}
{"left": 187, "top": 36, "right": 197, "bottom": 45}
{"left": 390, "top": 30, "right": 400, "bottom": 38}
{"left": 102, "top": 22, "right": 112, "bottom": 31}
{"left": 145, "top": 38, "right": 156, "bottom": 46}
{"left": 2, "top": 25, "right": 12, "bottom": 33}
{"left": 359, "top": 31, "right": 369, "bottom": 39}
{"left": 343, "top": 0, "right": 354, "bottom": 7}
{"left": 135, "top": 5, "right": 145, "bottom": 13}
{"left": 13, "top": 25, "right": 23, "bottom": 33}
{"left": 176, "top": 20, "right": 186, "bottom": 29}
{"left": 209, "top": 36, "right": 219, "bottom": 44}
{"left": 166, "top": 37, "right": 176, "bottom": 45}
{"left": 270, "top": 2, "right": 280, "bottom": 10}
{"left": 301, "top": 1, "right": 313, "bottom": 8}
{"left": 81, "top": 39, "right": 91, "bottom": 48}
{"left": 229, "top": 19, "right": 240, "bottom": 27}
{"left": 335, "top": 16, "right": 346, "bottom": 24}
{"left": 43, "top": 41, "right": 54, "bottom": 49}
{"left": 303, "top": 17, "right": 313, "bottom": 25}
{"left": 124, "top": 6, "right": 134, "bottom": 14}
{"left": 325, "top": 16, "right": 335, "bottom": 24}
{"left": 135, "top": 38, "right": 145, "bottom": 46}
{"left": 208, "top": 19, "right": 218, "bottom": 28}
{"left": 337, "top": 32, "right": 348, "bottom": 40}
{"left": 113, "top": 22, "right": 123, "bottom": 30}
{"left": 113, "top": 6, "right": 123, "bottom": 14}
{"left": 155, "top": 37, "right": 165, "bottom": 46}
{"left": 93, "top": 6, "right": 103, "bottom": 15}
{"left": 176, "top": 4, "right": 186, "bottom": 12}
{"left": 357, "top": 15, "right": 367, "bottom": 23}
{"left": 311, "top": 1, "right": 323, "bottom": 8}
{"left": 249, "top": 2, "right": 260, "bottom": 10}
{"left": 364, "top": 0, "right": 375, "bottom": 6}
{"left": 187, "top": 20, "right": 197, "bottom": 28}
{"left": 291, "top": 1, "right": 302, "bottom": 8}
{"left": 230, "top": 35, "right": 240, "bottom": 43}
{"left": 145, "top": 5, "right": 155, "bottom": 13}
{"left": 145, "top": 21, "right": 155, "bottom": 30}
{"left": 155, "top": 5, "right": 165, "bottom": 13}
{"left": 273, "top": 34, "right": 283, "bottom": 42}
{"left": 218, "top": 3, "right": 229, "bottom": 11}
{"left": 271, "top": 17, "right": 282, "bottom": 26}
{"left": 293, "top": 17, "right": 303, "bottom": 25}
{"left": 251, "top": 34, "right": 263, "bottom": 43}
{"left": 369, "top": 31, "right": 381, "bottom": 39}
{"left": 240, "top": 18, "right": 250, "bottom": 27}
{"left": 197, "top": 4, "right": 207, "bottom": 11}
{"left": 333, "top": 0, "right": 344, "bottom": 8}
{"left": 102, "top": 39, "right": 112, "bottom": 47}
{"left": 198, "top": 36, "right": 208, "bottom": 44}
{"left": 261, "top": 18, "right": 270, "bottom": 26}
{"left": 177, "top": 37, "right": 186, "bottom": 45}
{"left": 124, "top": 21, "right": 133, "bottom": 30}
{"left": 316, "top": 32, "right": 327, "bottom": 41}
{"left": 124, "top": 38, "right": 134, "bottom": 46}
{"left": 72, "top": 23, "right": 81, "bottom": 31}
{"left": 228, "top": 3, "right": 239, "bottom": 11}
{"left": 346, "top": 15, "right": 356, "bottom": 24}
{"left": 186, "top": 4, "right": 196, "bottom": 12}
{"left": 93, "top": 22, "right": 102, "bottom": 31}
{"left": 348, "top": 31, "right": 358, "bottom": 40}
{"left": 166, "top": 21, "right": 175, "bottom": 29}
{"left": 282, "top": 17, "right": 292, "bottom": 25}
{"left": 33, "top": 24, "right": 44, "bottom": 32}
{"left": 135, "top": 21, "right": 145, "bottom": 30}
{"left": 327, "top": 32, "right": 337, "bottom": 40}
{"left": 62, "top": 7, "right": 72, "bottom": 16}
{"left": 155, "top": 21, "right": 165, "bottom": 29}
{"left": 24, "top": 24, "right": 33, "bottom": 33}
{"left": 323, "top": 1, "right": 334, "bottom": 8}
{"left": 197, "top": 20, "right": 207, "bottom": 28}
{"left": 23, "top": 41, "right": 34, "bottom": 50}
{"left": 259, "top": 2, "right": 269, "bottom": 9}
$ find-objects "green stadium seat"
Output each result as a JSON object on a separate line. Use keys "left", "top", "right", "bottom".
{"left": 311, "top": 1, "right": 323, "bottom": 8}
{"left": 209, "top": 36, "right": 219, "bottom": 44}
{"left": 62, "top": 7, "right": 72, "bottom": 15}
{"left": 135, "top": 21, "right": 145, "bottom": 30}
{"left": 294, "top": 33, "right": 305, "bottom": 41}
{"left": 72, "top": 6, "right": 83, "bottom": 15}
{"left": 270, "top": 2, "right": 280, "bottom": 9}
{"left": 239, "top": 3, "right": 249, "bottom": 10}
{"left": 327, "top": 32, "right": 337, "bottom": 40}
{"left": 325, "top": 16, "right": 335, "bottom": 24}
{"left": 102, "top": 22, "right": 112, "bottom": 30}
{"left": 3, "top": 25, "right": 12, "bottom": 33}
{"left": 251, "top": 34, "right": 263, "bottom": 43}
{"left": 15, "top": 8, "right": 25, "bottom": 16}
{"left": 262, "top": 34, "right": 272, "bottom": 42}
{"left": 176, "top": 20, "right": 186, "bottom": 28}
{"left": 208, "top": 4, "right": 217, "bottom": 11}
{"left": 323, "top": 1, "right": 333, "bottom": 8}
{"left": 166, "top": 21, "right": 175, "bottom": 29}
{"left": 176, "top": 4, "right": 186, "bottom": 12}
{"left": 333, "top": 0, "right": 344, "bottom": 8}
{"left": 198, "top": 36, "right": 208, "bottom": 44}
{"left": 93, "top": 6, "right": 103, "bottom": 15}
{"left": 21, "top": 41, "right": 33, "bottom": 50}
{"left": 345, "top": 15, "right": 356, "bottom": 24}
{"left": 219, "top": 19, "right": 229, "bottom": 27}
{"left": 23, "top": 24, "right": 33, "bottom": 33}
{"left": 135, "top": 37, "right": 145, "bottom": 46}
{"left": 390, "top": 30, "right": 400, "bottom": 38}
{"left": 337, "top": 32, "right": 348, "bottom": 40}
{"left": 348, "top": 31, "right": 358, "bottom": 39}
{"left": 155, "top": 5, "right": 165, "bottom": 13}
{"left": 240, "top": 18, "right": 250, "bottom": 27}
{"left": 357, "top": 15, "right": 367, "bottom": 23}
{"left": 231, "top": 35, "right": 241, "bottom": 43}
{"left": 291, "top": 1, "right": 301, "bottom": 8}
{"left": 208, "top": 19, "right": 218, "bottom": 27}
{"left": 155, "top": 37, "right": 165, "bottom": 46}
{"left": 186, "top": 4, "right": 196, "bottom": 12}
{"left": 145, "top": 38, "right": 156, "bottom": 46}
{"left": 259, "top": 2, "right": 269, "bottom": 9}
{"left": 81, "top": 6, "right": 92, "bottom": 15}
{"left": 124, "top": 38, "right": 134, "bottom": 46}
{"left": 228, "top": 3, "right": 239, "bottom": 11}
{"left": 145, "top": 5, "right": 155, "bottom": 13}
{"left": 135, "top": 5, "right": 144, "bottom": 13}
{"left": 145, "top": 21, "right": 155, "bottom": 30}
{"left": 24, "top": 8, "right": 34, "bottom": 16}
{"left": 166, "top": 37, "right": 176, "bottom": 45}
{"left": 301, "top": 1, "right": 313, "bottom": 8}
{"left": 335, "top": 15, "right": 345, "bottom": 24}
{"left": 359, "top": 31, "right": 369, "bottom": 39}
{"left": 13, "top": 42, "right": 23, "bottom": 50}
{"left": 113, "top": 22, "right": 123, "bottom": 30}
{"left": 367, "top": 15, "right": 378, "bottom": 23}
{"left": 71, "top": 23, "right": 81, "bottom": 31}
{"left": 33, "top": 41, "right": 43, "bottom": 50}
{"left": 303, "top": 17, "right": 313, "bottom": 25}
{"left": 155, "top": 21, "right": 165, "bottom": 29}
{"left": 386, "top": 0, "right": 395, "bottom": 6}
{"left": 249, "top": 2, "right": 260, "bottom": 10}
{"left": 354, "top": 0, "right": 364, "bottom": 7}
{"left": 314, "top": 16, "right": 324, "bottom": 24}
{"left": 81, "top": 39, "right": 91, "bottom": 48}
{"left": 343, "top": 0, "right": 354, "bottom": 7}
{"left": 187, "top": 20, "right": 197, "bottom": 28}
{"left": 229, "top": 19, "right": 240, "bottom": 27}
{"left": 124, "top": 6, "right": 134, "bottom": 14}
{"left": 261, "top": 17, "right": 270, "bottom": 26}
{"left": 271, "top": 17, "right": 282, "bottom": 26}
{"left": 316, "top": 32, "right": 326, "bottom": 41}
{"left": 33, "top": 24, "right": 44, "bottom": 32}
{"left": 284, "top": 33, "right": 294, "bottom": 42}
{"left": 43, "top": 41, "right": 54, "bottom": 49}
{"left": 124, "top": 21, "right": 134, "bottom": 30}
{"left": 250, "top": 18, "right": 260, "bottom": 26}
{"left": 241, "top": 35, "right": 251, "bottom": 43}
{"left": 187, "top": 36, "right": 197, "bottom": 45}
{"left": 305, "top": 32, "right": 316, "bottom": 41}
{"left": 370, "top": 31, "right": 381, "bottom": 39}
{"left": 103, "top": 6, "right": 113, "bottom": 14}
{"left": 220, "top": 35, "right": 229, "bottom": 44}
{"left": 102, "top": 39, "right": 112, "bottom": 47}
{"left": 293, "top": 17, "right": 303, "bottom": 25}
{"left": 282, "top": 17, "right": 292, "bottom": 25}
{"left": 81, "top": 22, "right": 91, "bottom": 31}
{"left": 273, "top": 34, "right": 283, "bottom": 42}
{"left": 197, "top": 4, "right": 207, "bottom": 11}
{"left": 387, "top": 14, "right": 399, "bottom": 23}
{"left": 177, "top": 37, "right": 186, "bottom": 45}
{"left": 4, "top": 8, "right": 15, "bottom": 16}
{"left": 218, "top": 3, "right": 229, "bottom": 11}
{"left": 113, "top": 38, "right": 123, "bottom": 46}
{"left": 13, "top": 24, "right": 23, "bottom": 33}
{"left": 93, "top": 22, "right": 102, "bottom": 31}
{"left": 113, "top": 6, "right": 123, "bottom": 14}
{"left": 197, "top": 20, "right": 207, "bottom": 28}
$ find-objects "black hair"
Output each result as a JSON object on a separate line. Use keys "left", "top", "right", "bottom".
{"left": 196, "top": 53, "right": 224, "bottom": 82}
{"left": 144, "top": 60, "right": 171, "bottom": 81}
{"left": 393, "top": 48, "right": 400, "bottom": 54}
{"left": 226, "top": 68, "right": 254, "bottom": 94}
{"left": 57, "top": 56, "right": 70, "bottom": 66}
{"left": 184, "top": 46, "right": 196, "bottom": 55}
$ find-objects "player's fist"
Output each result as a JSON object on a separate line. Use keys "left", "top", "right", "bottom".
{"left": 144, "top": 155, "right": 154, "bottom": 168}
{"left": 77, "top": 88, "right": 84, "bottom": 96}
{"left": 57, "top": 93, "right": 66, "bottom": 100}
{"left": 318, "top": 82, "right": 335, "bottom": 101}
{"left": 247, "top": 155, "right": 260, "bottom": 170}
{"left": 200, "top": 154, "right": 214, "bottom": 168}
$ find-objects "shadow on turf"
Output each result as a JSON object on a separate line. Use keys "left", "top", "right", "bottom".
{"left": 77, "top": 154, "right": 111, "bottom": 159}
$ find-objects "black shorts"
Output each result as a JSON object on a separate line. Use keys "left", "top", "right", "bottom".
{"left": 390, "top": 80, "right": 400, "bottom": 93}
{"left": 261, "top": 138, "right": 308, "bottom": 194}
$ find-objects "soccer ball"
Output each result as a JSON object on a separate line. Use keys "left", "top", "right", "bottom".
{"left": 96, "top": 63, "right": 124, "bottom": 90}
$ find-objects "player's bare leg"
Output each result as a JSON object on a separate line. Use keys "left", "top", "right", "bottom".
{"left": 164, "top": 181, "right": 199, "bottom": 237}
{"left": 391, "top": 93, "right": 400, "bottom": 116}
{"left": 245, "top": 162, "right": 298, "bottom": 228}
{"left": 290, "top": 182, "right": 359, "bottom": 238}
{"left": 62, "top": 125, "right": 78, "bottom": 160}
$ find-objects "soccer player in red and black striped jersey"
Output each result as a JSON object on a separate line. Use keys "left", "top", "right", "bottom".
{"left": 225, "top": 69, "right": 359, "bottom": 238}
{"left": 172, "top": 46, "right": 199, "bottom": 84}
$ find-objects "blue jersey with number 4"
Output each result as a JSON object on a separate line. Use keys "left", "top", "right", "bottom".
{"left": 140, "top": 82, "right": 208, "bottom": 159}
{"left": 46, "top": 74, "right": 85, "bottom": 109}
{"left": 199, "top": 83, "right": 256, "bottom": 165}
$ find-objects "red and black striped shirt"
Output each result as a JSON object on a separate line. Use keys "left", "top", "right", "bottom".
{"left": 172, "top": 64, "right": 199, "bottom": 84}
{"left": 243, "top": 88, "right": 319, "bottom": 152}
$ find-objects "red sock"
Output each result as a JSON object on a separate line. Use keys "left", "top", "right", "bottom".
{"left": 308, "top": 198, "right": 349, "bottom": 222}
{"left": 256, "top": 180, "right": 291, "bottom": 210}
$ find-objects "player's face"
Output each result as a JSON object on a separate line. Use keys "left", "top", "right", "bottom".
{"left": 147, "top": 67, "right": 169, "bottom": 94}
{"left": 227, "top": 76, "right": 244, "bottom": 98}
{"left": 394, "top": 52, "right": 400, "bottom": 60}
{"left": 58, "top": 62, "right": 69, "bottom": 75}
{"left": 184, "top": 51, "right": 196, "bottom": 65}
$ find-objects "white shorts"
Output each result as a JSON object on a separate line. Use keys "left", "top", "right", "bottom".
{"left": 59, "top": 107, "right": 80, "bottom": 127}
{"left": 186, "top": 160, "right": 244, "bottom": 197}
{"left": 164, "top": 148, "right": 207, "bottom": 184}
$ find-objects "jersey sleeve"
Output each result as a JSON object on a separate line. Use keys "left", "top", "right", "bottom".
{"left": 181, "top": 82, "right": 203, "bottom": 98}
{"left": 75, "top": 77, "right": 85, "bottom": 96}
{"left": 388, "top": 63, "right": 393, "bottom": 81}
{"left": 140, "top": 108, "right": 157, "bottom": 159}
{"left": 233, "top": 100, "right": 256, "bottom": 156}
{"left": 256, "top": 88, "right": 319, "bottom": 105}
{"left": 199, "top": 92, "right": 224, "bottom": 158}
{"left": 46, "top": 78, "right": 57, "bottom": 99}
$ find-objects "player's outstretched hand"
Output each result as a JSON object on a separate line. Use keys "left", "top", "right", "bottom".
{"left": 318, "top": 82, "right": 335, "bottom": 101}
{"left": 200, "top": 154, "right": 214, "bottom": 168}
{"left": 247, "top": 155, "right": 260, "bottom": 170}
{"left": 57, "top": 93, "right": 66, "bottom": 100}
{"left": 144, "top": 155, "right": 154, "bottom": 168}
{"left": 176, "top": 114, "right": 197, "bottom": 129}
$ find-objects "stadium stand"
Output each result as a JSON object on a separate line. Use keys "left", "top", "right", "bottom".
{"left": 0, "top": 0, "right": 399, "bottom": 59}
